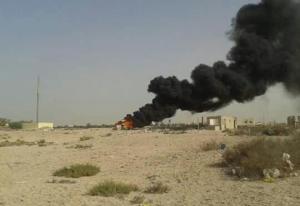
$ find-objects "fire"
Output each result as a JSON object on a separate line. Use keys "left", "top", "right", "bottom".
{"left": 115, "top": 115, "right": 134, "bottom": 130}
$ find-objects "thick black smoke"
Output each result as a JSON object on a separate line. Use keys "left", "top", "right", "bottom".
{"left": 128, "top": 0, "right": 300, "bottom": 127}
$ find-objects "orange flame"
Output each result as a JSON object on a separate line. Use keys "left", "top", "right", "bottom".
{"left": 115, "top": 116, "right": 134, "bottom": 130}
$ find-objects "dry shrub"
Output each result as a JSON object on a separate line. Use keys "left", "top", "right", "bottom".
{"left": 37, "top": 139, "right": 54, "bottom": 147}
{"left": 223, "top": 134, "right": 300, "bottom": 178}
{"left": 74, "top": 144, "right": 92, "bottom": 149}
{"left": 102, "top": 133, "right": 112, "bottom": 137}
{"left": 0, "top": 134, "right": 11, "bottom": 140}
{"left": 53, "top": 164, "right": 100, "bottom": 178}
{"left": 228, "top": 125, "right": 294, "bottom": 136}
{"left": 88, "top": 180, "right": 138, "bottom": 196}
{"left": 130, "top": 195, "right": 145, "bottom": 204}
{"left": 144, "top": 182, "right": 170, "bottom": 194}
{"left": 202, "top": 140, "right": 219, "bottom": 151}
{"left": 80, "top": 136, "right": 93, "bottom": 141}
{"left": 46, "top": 179, "right": 76, "bottom": 184}
{"left": 261, "top": 125, "right": 293, "bottom": 136}
{"left": 0, "top": 139, "right": 35, "bottom": 147}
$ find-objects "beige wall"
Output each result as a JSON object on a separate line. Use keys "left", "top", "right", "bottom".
{"left": 21, "top": 122, "right": 53, "bottom": 130}
{"left": 38, "top": 122, "right": 54, "bottom": 129}
{"left": 221, "top": 116, "right": 237, "bottom": 130}
{"left": 21, "top": 123, "right": 38, "bottom": 130}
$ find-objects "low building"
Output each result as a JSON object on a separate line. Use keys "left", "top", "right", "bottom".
{"left": 287, "top": 116, "right": 300, "bottom": 128}
{"left": 207, "top": 116, "right": 237, "bottom": 131}
{"left": 22, "top": 122, "right": 54, "bottom": 130}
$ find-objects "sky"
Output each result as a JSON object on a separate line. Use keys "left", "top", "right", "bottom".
{"left": 0, "top": 0, "right": 299, "bottom": 125}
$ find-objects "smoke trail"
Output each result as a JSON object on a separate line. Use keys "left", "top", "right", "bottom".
{"left": 128, "top": 0, "right": 300, "bottom": 127}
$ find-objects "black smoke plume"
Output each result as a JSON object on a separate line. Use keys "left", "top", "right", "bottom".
{"left": 127, "top": 0, "right": 300, "bottom": 127}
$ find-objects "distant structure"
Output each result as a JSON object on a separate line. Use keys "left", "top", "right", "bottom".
{"left": 287, "top": 116, "right": 300, "bottom": 128}
{"left": 206, "top": 116, "right": 237, "bottom": 131}
{"left": 238, "top": 118, "right": 256, "bottom": 127}
{"left": 36, "top": 76, "right": 40, "bottom": 123}
{"left": 22, "top": 122, "right": 54, "bottom": 130}
{"left": 22, "top": 76, "right": 54, "bottom": 130}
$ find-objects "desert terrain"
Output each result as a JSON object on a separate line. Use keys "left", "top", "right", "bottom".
{"left": 1, "top": 128, "right": 300, "bottom": 206}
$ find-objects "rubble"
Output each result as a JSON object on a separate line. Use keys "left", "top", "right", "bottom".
{"left": 282, "top": 153, "right": 294, "bottom": 171}
{"left": 263, "top": 169, "right": 280, "bottom": 179}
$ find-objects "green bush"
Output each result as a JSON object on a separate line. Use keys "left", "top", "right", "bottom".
{"left": 0, "top": 118, "right": 10, "bottom": 126}
{"left": 53, "top": 164, "right": 100, "bottom": 178}
{"left": 88, "top": 180, "right": 139, "bottom": 196}
{"left": 9, "top": 122, "right": 22, "bottom": 129}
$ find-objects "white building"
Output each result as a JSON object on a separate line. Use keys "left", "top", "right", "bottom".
{"left": 207, "top": 116, "right": 237, "bottom": 131}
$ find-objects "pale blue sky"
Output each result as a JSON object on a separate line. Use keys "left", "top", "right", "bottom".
{"left": 0, "top": 0, "right": 298, "bottom": 125}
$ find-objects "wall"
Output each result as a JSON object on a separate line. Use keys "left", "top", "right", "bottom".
{"left": 21, "top": 123, "right": 38, "bottom": 130}
{"left": 38, "top": 122, "right": 54, "bottom": 129}
{"left": 221, "top": 116, "right": 237, "bottom": 130}
{"left": 21, "top": 122, "right": 54, "bottom": 130}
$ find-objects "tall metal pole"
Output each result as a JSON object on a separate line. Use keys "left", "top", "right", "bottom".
{"left": 36, "top": 76, "right": 40, "bottom": 123}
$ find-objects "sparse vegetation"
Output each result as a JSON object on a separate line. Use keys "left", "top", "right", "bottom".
{"left": 37, "top": 139, "right": 46, "bottom": 146}
{"left": 202, "top": 140, "right": 219, "bottom": 151}
{"left": 0, "top": 139, "right": 35, "bottom": 147}
{"left": 227, "top": 125, "right": 294, "bottom": 137}
{"left": 223, "top": 133, "right": 300, "bottom": 179}
{"left": 80, "top": 136, "right": 93, "bottom": 141}
{"left": 163, "top": 130, "right": 186, "bottom": 135}
{"left": 88, "top": 180, "right": 139, "bottom": 197}
{"left": 46, "top": 179, "right": 76, "bottom": 184}
{"left": 0, "top": 139, "right": 53, "bottom": 147}
{"left": 261, "top": 125, "right": 293, "bottom": 136}
{"left": 153, "top": 123, "right": 200, "bottom": 131}
{"left": 130, "top": 195, "right": 145, "bottom": 204}
{"left": 8, "top": 122, "right": 23, "bottom": 129}
{"left": 65, "top": 144, "right": 93, "bottom": 149}
{"left": 56, "top": 124, "right": 114, "bottom": 129}
{"left": 0, "top": 134, "right": 11, "bottom": 140}
{"left": 144, "top": 182, "right": 170, "bottom": 194}
{"left": 53, "top": 164, "right": 100, "bottom": 178}
{"left": 37, "top": 139, "right": 54, "bottom": 147}
{"left": 0, "top": 118, "right": 10, "bottom": 127}
{"left": 74, "top": 144, "right": 92, "bottom": 149}
{"left": 102, "top": 133, "right": 112, "bottom": 137}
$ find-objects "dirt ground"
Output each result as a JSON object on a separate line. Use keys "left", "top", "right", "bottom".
{"left": 1, "top": 128, "right": 300, "bottom": 206}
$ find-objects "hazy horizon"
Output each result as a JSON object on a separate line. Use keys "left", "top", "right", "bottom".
{"left": 1, "top": 0, "right": 299, "bottom": 125}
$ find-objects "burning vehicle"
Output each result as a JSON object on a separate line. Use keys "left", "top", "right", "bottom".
{"left": 115, "top": 115, "right": 134, "bottom": 130}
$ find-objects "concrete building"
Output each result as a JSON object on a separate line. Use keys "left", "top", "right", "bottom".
{"left": 287, "top": 116, "right": 300, "bottom": 128}
{"left": 207, "top": 116, "right": 237, "bottom": 131}
{"left": 22, "top": 122, "right": 54, "bottom": 130}
{"left": 238, "top": 118, "right": 256, "bottom": 127}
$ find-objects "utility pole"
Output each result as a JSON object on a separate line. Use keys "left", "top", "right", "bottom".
{"left": 36, "top": 76, "right": 40, "bottom": 123}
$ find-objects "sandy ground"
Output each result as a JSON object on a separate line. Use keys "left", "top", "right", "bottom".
{"left": 1, "top": 128, "right": 300, "bottom": 206}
